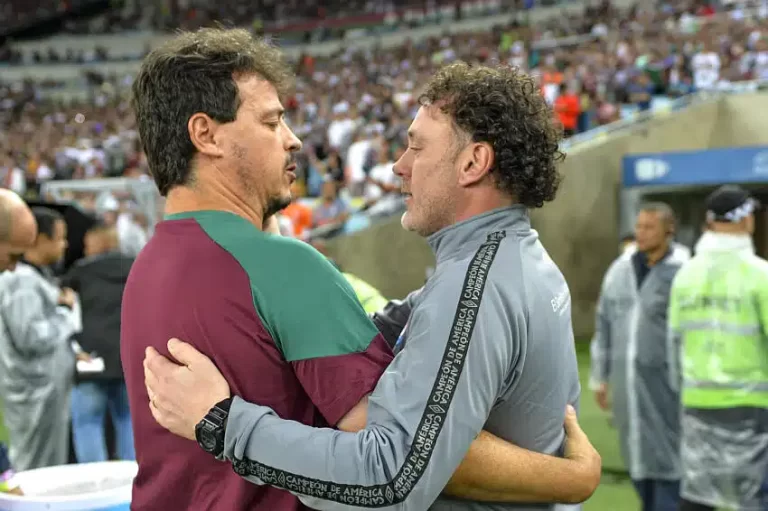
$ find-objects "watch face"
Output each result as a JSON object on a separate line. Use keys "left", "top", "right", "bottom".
{"left": 199, "top": 431, "right": 217, "bottom": 452}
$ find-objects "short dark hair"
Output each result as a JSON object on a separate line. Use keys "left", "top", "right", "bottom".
{"left": 418, "top": 62, "right": 564, "bottom": 208}
{"left": 132, "top": 28, "right": 294, "bottom": 196}
{"left": 639, "top": 202, "right": 676, "bottom": 229}
{"left": 31, "top": 207, "right": 64, "bottom": 239}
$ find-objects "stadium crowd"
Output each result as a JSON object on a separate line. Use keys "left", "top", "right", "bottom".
{"left": 4, "top": 0, "right": 768, "bottom": 240}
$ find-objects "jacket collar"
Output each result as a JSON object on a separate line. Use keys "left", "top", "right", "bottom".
{"left": 694, "top": 231, "right": 754, "bottom": 255}
{"left": 427, "top": 206, "right": 529, "bottom": 264}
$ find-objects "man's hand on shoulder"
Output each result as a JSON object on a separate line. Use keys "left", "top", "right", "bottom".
{"left": 144, "top": 338, "right": 231, "bottom": 441}
{"left": 563, "top": 405, "right": 602, "bottom": 501}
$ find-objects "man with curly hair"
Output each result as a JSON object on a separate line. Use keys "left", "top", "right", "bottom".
{"left": 145, "top": 61, "right": 590, "bottom": 510}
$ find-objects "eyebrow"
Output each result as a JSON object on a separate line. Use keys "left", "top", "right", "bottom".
{"left": 260, "top": 107, "right": 285, "bottom": 120}
{"left": 407, "top": 130, "right": 423, "bottom": 144}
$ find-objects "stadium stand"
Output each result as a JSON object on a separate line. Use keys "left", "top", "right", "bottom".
{"left": 3, "top": 0, "right": 768, "bottom": 243}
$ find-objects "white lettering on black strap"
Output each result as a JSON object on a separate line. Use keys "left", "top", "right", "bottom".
{"left": 232, "top": 231, "right": 506, "bottom": 507}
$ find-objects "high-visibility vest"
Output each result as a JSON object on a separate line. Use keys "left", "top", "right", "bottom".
{"left": 669, "top": 234, "right": 768, "bottom": 409}
{"left": 343, "top": 273, "right": 389, "bottom": 315}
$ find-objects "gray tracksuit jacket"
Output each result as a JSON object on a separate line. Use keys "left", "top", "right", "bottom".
{"left": 223, "top": 206, "right": 581, "bottom": 510}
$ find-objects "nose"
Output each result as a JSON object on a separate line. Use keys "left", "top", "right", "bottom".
{"left": 285, "top": 123, "right": 303, "bottom": 153}
{"left": 393, "top": 152, "right": 409, "bottom": 178}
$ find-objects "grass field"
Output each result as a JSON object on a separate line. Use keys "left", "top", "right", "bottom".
{"left": 0, "top": 343, "right": 637, "bottom": 509}
{"left": 573, "top": 342, "right": 638, "bottom": 510}
{"left": 0, "top": 406, "right": 5, "bottom": 444}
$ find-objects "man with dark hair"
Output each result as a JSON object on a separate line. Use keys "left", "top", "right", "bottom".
{"left": 590, "top": 202, "right": 688, "bottom": 511}
{"left": 142, "top": 59, "right": 599, "bottom": 510}
{"left": 130, "top": 27, "right": 294, "bottom": 200}
{"left": 63, "top": 219, "right": 135, "bottom": 464}
{"left": 0, "top": 206, "right": 80, "bottom": 471}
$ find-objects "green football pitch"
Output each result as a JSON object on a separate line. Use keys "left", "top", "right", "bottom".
{"left": 0, "top": 342, "right": 637, "bottom": 509}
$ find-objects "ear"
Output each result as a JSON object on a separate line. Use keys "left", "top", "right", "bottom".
{"left": 188, "top": 113, "right": 225, "bottom": 158}
{"left": 457, "top": 142, "right": 494, "bottom": 187}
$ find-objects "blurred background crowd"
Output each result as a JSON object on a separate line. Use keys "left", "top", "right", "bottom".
{"left": 3, "top": 0, "right": 768, "bottom": 243}
{"left": 2, "top": 0, "right": 768, "bottom": 509}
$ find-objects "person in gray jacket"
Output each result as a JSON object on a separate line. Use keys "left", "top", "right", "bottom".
{"left": 0, "top": 207, "right": 81, "bottom": 471}
{"left": 144, "top": 63, "right": 592, "bottom": 509}
{"left": 590, "top": 203, "right": 688, "bottom": 511}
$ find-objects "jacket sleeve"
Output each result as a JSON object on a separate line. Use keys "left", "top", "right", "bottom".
{"left": 370, "top": 287, "right": 423, "bottom": 348}
{"left": 223, "top": 244, "right": 514, "bottom": 510}
{"left": 1, "top": 287, "right": 81, "bottom": 357}
{"left": 666, "top": 276, "right": 683, "bottom": 393}
{"left": 589, "top": 264, "right": 614, "bottom": 390}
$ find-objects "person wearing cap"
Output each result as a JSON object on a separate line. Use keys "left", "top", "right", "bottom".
{"left": 590, "top": 201, "right": 688, "bottom": 511}
{"left": 668, "top": 185, "right": 768, "bottom": 511}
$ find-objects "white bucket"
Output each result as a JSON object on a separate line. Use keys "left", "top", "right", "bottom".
{"left": 0, "top": 461, "right": 136, "bottom": 511}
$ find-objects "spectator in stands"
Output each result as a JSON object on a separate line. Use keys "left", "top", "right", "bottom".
{"left": 0, "top": 207, "right": 81, "bottom": 471}
{"left": 627, "top": 72, "right": 655, "bottom": 112}
{"left": 63, "top": 219, "right": 136, "bottom": 464}
{"left": 364, "top": 140, "right": 400, "bottom": 204}
{"left": 595, "top": 94, "right": 621, "bottom": 125}
{"left": 0, "top": 154, "right": 25, "bottom": 198}
{"left": 313, "top": 177, "right": 350, "bottom": 228}
{"left": 554, "top": 83, "right": 580, "bottom": 138}
{"left": 326, "top": 102, "right": 356, "bottom": 151}
{"left": 691, "top": 39, "right": 721, "bottom": 91}
{"left": 282, "top": 181, "right": 314, "bottom": 239}
{"left": 345, "top": 129, "right": 376, "bottom": 197}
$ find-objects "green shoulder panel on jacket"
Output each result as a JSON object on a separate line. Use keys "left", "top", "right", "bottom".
{"left": 177, "top": 210, "right": 379, "bottom": 362}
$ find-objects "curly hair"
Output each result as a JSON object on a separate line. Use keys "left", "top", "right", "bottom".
{"left": 132, "top": 28, "right": 294, "bottom": 196}
{"left": 419, "top": 62, "right": 565, "bottom": 209}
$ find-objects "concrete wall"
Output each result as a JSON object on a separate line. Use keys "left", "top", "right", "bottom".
{"left": 325, "top": 215, "right": 434, "bottom": 300}
{"left": 709, "top": 93, "right": 768, "bottom": 148}
{"left": 531, "top": 98, "right": 722, "bottom": 337}
{"left": 326, "top": 93, "right": 768, "bottom": 339}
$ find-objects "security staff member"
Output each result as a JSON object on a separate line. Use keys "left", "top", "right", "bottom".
{"left": 669, "top": 185, "right": 768, "bottom": 511}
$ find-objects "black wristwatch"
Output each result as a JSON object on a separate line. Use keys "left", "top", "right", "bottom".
{"left": 195, "top": 397, "right": 233, "bottom": 458}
